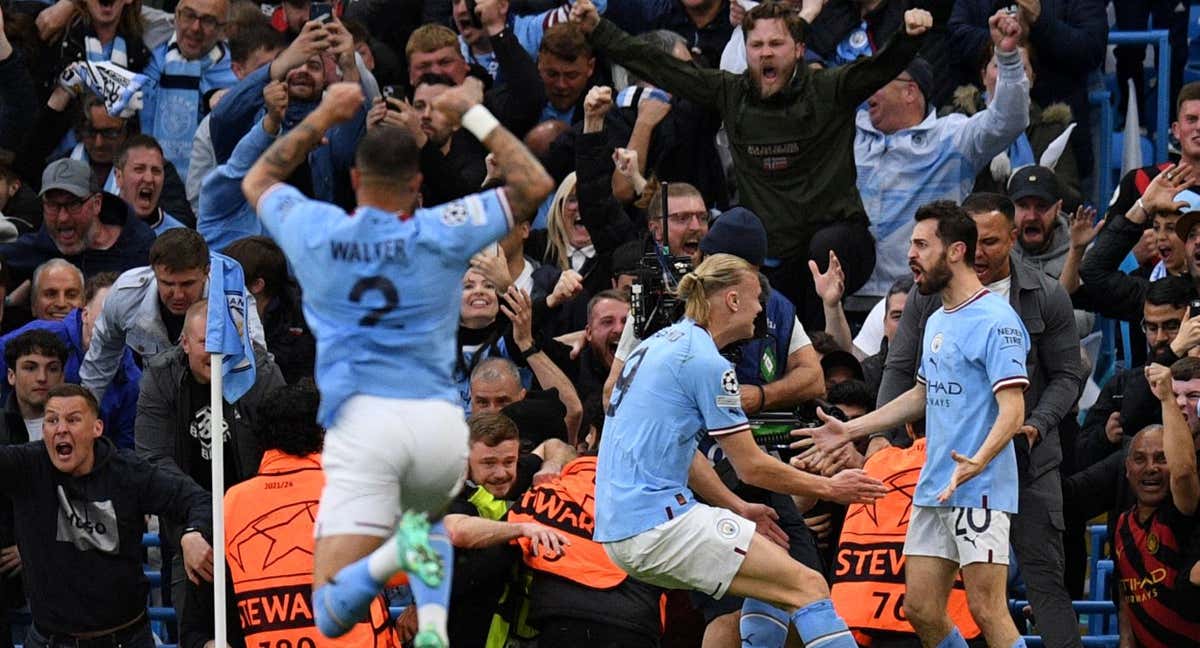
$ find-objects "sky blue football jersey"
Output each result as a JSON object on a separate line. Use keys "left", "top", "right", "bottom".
{"left": 916, "top": 289, "right": 1029, "bottom": 513}
{"left": 596, "top": 318, "right": 750, "bottom": 542}
{"left": 258, "top": 183, "right": 512, "bottom": 426}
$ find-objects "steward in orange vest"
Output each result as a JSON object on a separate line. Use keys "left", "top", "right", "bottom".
{"left": 222, "top": 383, "right": 398, "bottom": 648}
{"left": 831, "top": 438, "right": 982, "bottom": 647}
{"left": 225, "top": 451, "right": 398, "bottom": 648}
{"left": 508, "top": 455, "right": 665, "bottom": 646}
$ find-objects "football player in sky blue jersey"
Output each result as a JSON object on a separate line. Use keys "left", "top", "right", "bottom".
{"left": 805, "top": 201, "right": 1031, "bottom": 648}
{"left": 598, "top": 253, "right": 888, "bottom": 648}
{"left": 241, "top": 80, "right": 554, "bottom": 648}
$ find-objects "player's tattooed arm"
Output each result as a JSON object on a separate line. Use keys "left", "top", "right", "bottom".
{"left": 482, "top": 127, "right": 555, "bottom": 222}
{"left": 243, "top": 82, "right": 365, "bottom": 208}
{"left": 431, "top": 78, "right": 554, "bottom": 222}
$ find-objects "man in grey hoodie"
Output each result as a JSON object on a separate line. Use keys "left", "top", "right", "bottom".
{"left": 1009, "top": 165, "right": 1071, "bottom": 279}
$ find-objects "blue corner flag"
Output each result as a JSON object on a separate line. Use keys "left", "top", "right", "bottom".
{"left": 206, "top": 252, "right": 256, "bottom": 402}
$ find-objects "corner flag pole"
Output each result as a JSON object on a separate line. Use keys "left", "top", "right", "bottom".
{"left": 210, "top": 353, "right": 227, "bottom": 648}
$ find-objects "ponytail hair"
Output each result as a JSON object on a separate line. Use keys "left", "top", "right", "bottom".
{"left": 677, "top": 253, "right": 754, "bottom": 327}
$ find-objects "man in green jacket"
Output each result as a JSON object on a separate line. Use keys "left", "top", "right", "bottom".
{"left": 570, "top": 0, "right": 932, "bottom": 328}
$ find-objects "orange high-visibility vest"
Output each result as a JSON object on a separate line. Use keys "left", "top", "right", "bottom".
{"left": 830, "top": 439, "right": 981, "bottom": 645}
{"left": 507, "top": 456, "right": 628, "bottom": 589}
{"left": 224, "top": 451, "right": 398, "bottom": 648}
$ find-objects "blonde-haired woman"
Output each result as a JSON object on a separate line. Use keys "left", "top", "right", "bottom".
{"left": 596, "top": 252, "right": 886, "bottom": 648}
{"left": 543, "top": 172, "right": 588, "bottom": 272}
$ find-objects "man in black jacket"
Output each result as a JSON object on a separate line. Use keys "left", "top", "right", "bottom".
{"left": 1077, "top": 162, "right": 1195, "bottom": 325}
{"left": 0, "top": 383, "right": 212, "bottom": 648}
{"left": 0, "top": 330, "right": 67, "bottom": 648}
{"left": 1076, "top": 277, "right": 1198, "bottom": 469}
{"left": 134, "top": 298, "right": 285, "bottom": 634}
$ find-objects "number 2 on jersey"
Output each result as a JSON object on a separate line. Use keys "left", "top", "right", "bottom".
{"left": 349, "top": 276, "right": 400, "bottom": 327}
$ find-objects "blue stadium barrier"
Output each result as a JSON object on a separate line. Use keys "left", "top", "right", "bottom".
{"left": 1021, "top": 637, "right": 1120, "bottom": 648}
{"left": 1090, "top": 89, "right": 1114, "bottom": 210}
{"left": 1108, "top": 30, "right": 1172, "bottom": 164}
{"left": 1088, "top": 524, "right": 1108, "bottom": 588}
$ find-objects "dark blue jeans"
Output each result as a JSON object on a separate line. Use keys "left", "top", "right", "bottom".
{"left": 25, "top": 618, "right": 154, "bottom": 648}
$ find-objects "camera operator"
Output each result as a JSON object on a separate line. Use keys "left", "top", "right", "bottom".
{"left": 604, "top": 206, "right": 823, "bottom": 412}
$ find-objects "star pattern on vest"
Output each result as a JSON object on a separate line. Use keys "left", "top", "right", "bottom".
{"left": 229, "top": 500, "right": 320, "bottom": 574}
{"left": 845, "top": 466, "right": 920, "bottom": 528}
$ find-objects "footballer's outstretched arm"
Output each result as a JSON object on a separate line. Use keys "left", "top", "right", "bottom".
{"left": 242, "top": 82, "right": 366, "bottom": 208}
{"left": 431, "top": 78, "right": 554, "bottom": 223}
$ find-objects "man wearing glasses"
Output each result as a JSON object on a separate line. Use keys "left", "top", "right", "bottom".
{"left": 140, "top": 0, "right": 237, "bottom": 179}
{"left": 70, "top": 96, "right": 196, "bottom": 226}
{"left": 1077, "top": 277, "right": 1200, "bottom": 468}
{"left": 70, "top": 94, "right": 129, "bottom": 196}
{"left": 0, "top": 159, "right": 154, "bottom": 285}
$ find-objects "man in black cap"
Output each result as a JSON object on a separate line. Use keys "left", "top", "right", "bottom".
{"left": 854, "top": 7, "right": 1030, "bottom": 299}
{"left": 1009, "top": 164, "right": 1072, "bottom": 279}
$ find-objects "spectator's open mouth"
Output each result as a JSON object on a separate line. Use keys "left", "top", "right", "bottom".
{"left": 1159, "top": 244, "right": 1174, "bottom": 263}
{"left": 1138, "top": 475, "right": 1164, "bottom": 493}
{"left": 54, "top": 441, "right": 73, "bottom": 461}
{"left": 135, "top": 185, "right": 155, "bottom": 210}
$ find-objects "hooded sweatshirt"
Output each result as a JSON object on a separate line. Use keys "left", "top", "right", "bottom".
{"left": 1013, "top": 212, "right": 1071, "bottom": 280}
{"left": 0, "top": 438, "right": 210, "bottom": 633}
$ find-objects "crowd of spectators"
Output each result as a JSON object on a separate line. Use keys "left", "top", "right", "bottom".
{"left": 0, "top": 0, "right": 1197, "bottom": 646}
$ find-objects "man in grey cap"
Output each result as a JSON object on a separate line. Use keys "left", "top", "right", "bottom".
{"left": 854, "top": 8, "right": 1030, "bottom": 299}
{"left": 1009, "top": 164, "right": 1073, "bottom": 279}
{"left": 0, "top": 159, "right": 155, "bottom": 284}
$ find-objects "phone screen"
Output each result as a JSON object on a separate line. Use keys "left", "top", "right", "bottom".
{"left": 309, "top": 2, "right": 333, "bottom": 21}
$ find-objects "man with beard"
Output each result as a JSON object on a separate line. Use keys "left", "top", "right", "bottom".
{"left": 207, "top": 16, "right": 366, "bottom": 207}
{"left": 1076, "top": 277, "right": 1198, "bottom": 467}
{"left": 443, "top": 413, "right": 572, "bottom": 648}
{"left": 874, "top": 192, "right": 1084, "bottom": 648}
{"left": 1007, "top": 166, "right": 1074, "bottom": 280}
{"left": 399, "top": 73, "right": 488, "bottom": 204}
{"left": 0, "top": 160, "right": 155, "bottom": 285}
{"left": 114, "top": 137, "right": 186, "bottom": 236}
{"left": 200, "top": 30, "right": 362, "bottom": 249}
{"left": 570, "top": 0, "right": 933, "bottom": 331}
{"left": 545, "top": 289, "right": 628, "bottom": 404}
{"left": 1113, "top": 362, "right": 1200, "bottom": 647}
{"left": 807, "top": 201, "right": 1032, "bottom": 648}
